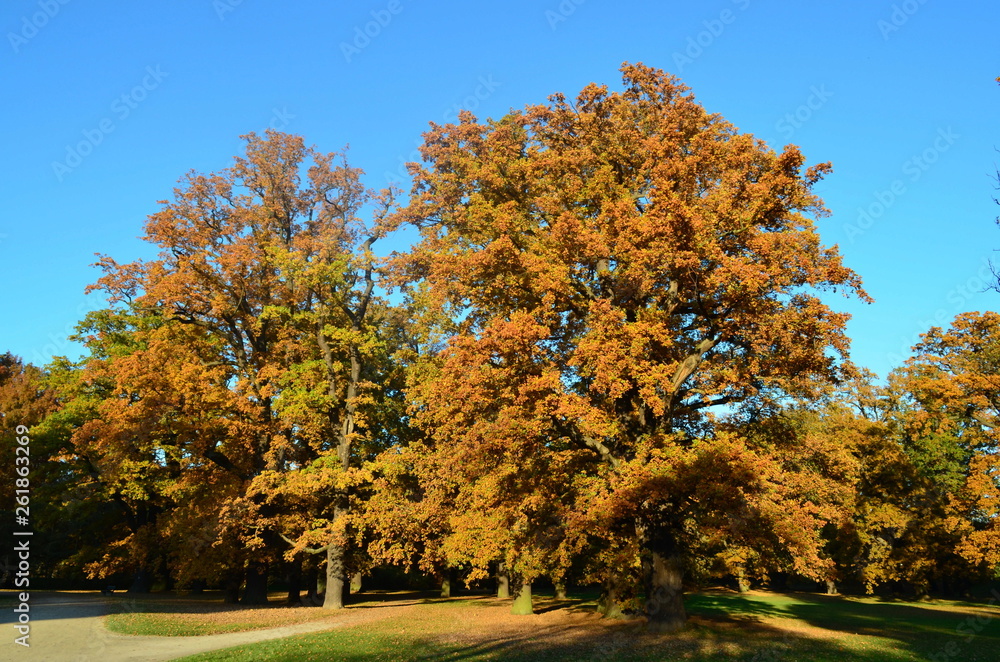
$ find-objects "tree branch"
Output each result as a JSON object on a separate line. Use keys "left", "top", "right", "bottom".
{"left": 279, "top": 532, "right": 330, "bottom": 555}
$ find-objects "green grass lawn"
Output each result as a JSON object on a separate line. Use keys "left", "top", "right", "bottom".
{"left": 162, "top": 589, "right": 1000, "bottom": 662}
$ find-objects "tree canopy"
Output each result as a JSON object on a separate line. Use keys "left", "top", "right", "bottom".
{"left": 386, "top": 63, "right": 870, "bottom": 626}
{"left": 8, "top": 64, "right": 999, "bottom": 633}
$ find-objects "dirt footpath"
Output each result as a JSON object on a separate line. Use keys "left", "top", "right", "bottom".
{"left": 0, "top": 592, "right": 345, "bottom": 662}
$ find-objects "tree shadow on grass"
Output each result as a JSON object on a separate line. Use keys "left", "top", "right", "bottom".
{"left": 162, "top": 589, "right": 1000, "bottom": 661}
{"left": 349, "top": 589, "right": 440, "bottom": 608}
{"left": 797, "top": 592, "right": 999, "bottom": 659}
{"left": 239, "top": 608, "right": 922, "bottom": 662}
{"left": 433, "top": 594, "right": 590, "bottom": 615}
{"left": 687, "top": 590, "right": 1000, "bottom": 662}
{"left": 532, "top": 598, "right": 578, "bottom": 614}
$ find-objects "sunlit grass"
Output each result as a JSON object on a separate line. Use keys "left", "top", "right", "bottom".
{"left": 159, "top": 589, "right": 1000, "bottom": 661}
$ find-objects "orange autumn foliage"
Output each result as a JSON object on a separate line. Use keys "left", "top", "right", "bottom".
{"left": 392, "top": 63, "right": 870, "bottom": 622}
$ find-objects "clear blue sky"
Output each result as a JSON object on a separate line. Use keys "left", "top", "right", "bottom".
{"left": 1, "top": 0, "right": 997, "bottom": 380}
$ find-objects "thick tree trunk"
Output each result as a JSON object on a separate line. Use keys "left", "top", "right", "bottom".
{"left": 555, "top": 580, "right": 568, "bottom": 600}
{"left": 645, "top": 551, "right": 686, "bottom": 632}
{"left": 440, "top": 572, "right": 452, "bottom": 598}
{"left": 241, "top": 562, "right": 269, "bottom": 605}
{"left": 350, "top": 571, "right": 363, "bottom": 594}
{"left": 598, "top": 575, "right": 628, "bottom": 619}
{"left": 497, "top": 562, "right": 510, "bottom": 599}
{"left": 323, "top": 541, "right": 347, "bottom": 609}
{"left": 188, "top": 579, "right": 206, "bottom": 595}
{"left": 128, "top": 568, "right": 153, "bottom": 594}
{"left": 511, "top": 577, "right": 533, "bottom": 615}
{"left": 736, "top": 566, "right": 750, "bottom": 593}
{"left": 825, "top": 579, "right": 837, "bottom": 595}
{"left": 287, "top": 557, "right": 303, "bottom": 605}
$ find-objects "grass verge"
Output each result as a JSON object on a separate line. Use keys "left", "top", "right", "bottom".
{"left": 104, "top": 593, "right": 341, "bottom": 636}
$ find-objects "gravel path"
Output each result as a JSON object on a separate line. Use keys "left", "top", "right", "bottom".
{"left": 0, "top": 592, "right": 346, "bottom": 662}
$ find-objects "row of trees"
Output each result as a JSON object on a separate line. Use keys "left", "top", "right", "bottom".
{"left": 3, "top": 64, "right": 998, "bottom": 630}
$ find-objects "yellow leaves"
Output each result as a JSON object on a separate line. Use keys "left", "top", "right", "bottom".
{"left": 903, "top": 311, "right": 1000, "bottom": 434}
{"left": 65, "top": 130, "right": 414, "bottom": 586}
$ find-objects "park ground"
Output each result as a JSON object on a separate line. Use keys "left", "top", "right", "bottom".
{"left": 1, "top": 588, "right": 999, "bottom": 661}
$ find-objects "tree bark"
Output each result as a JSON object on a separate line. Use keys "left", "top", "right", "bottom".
{"left": 736, "top": 565, "right": 750, "bottom": 593}
{"left": 351, "top": 571, "right": 363, "bottom": 594}
{"left": 323, "top": 541, "right": 347, "bottom": 609}
{"left": 598, "top": 575, "right": 628, "bottom": 619}
{"left": 645, "top": 551, "right": 686, "bottom": 632}
{"left": 554, "top": 580, "right": 568, "bottom": 600}
{"left": 497, "top": 562, "right": 510, "bottom": 599}
{"left": 511, "top": 577, "right": 533, "bottom": 615}
{"left": 825, "top": 579, "right": 837, "bottom": 595}
{"left": 241, "top": 562, "right": 269, "bottom": 605}
{"left": 440, "top": 571, "right": 452, "bottom": 598}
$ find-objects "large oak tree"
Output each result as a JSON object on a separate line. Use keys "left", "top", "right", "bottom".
{"left": 394, "top": 63, "right": 869, "bottom": 628}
